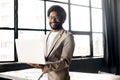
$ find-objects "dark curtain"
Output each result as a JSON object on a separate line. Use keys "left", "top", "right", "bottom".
{"left": 103, "top": 0, "right": 119, "bottom": 74}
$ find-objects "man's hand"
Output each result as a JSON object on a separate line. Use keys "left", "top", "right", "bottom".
{"left": 28, "top": 63, "right": 44, "bottom": 69}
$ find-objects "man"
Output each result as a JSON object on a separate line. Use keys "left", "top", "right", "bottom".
{"left": 29, "top": 5, "right": 75, "bottom": 80}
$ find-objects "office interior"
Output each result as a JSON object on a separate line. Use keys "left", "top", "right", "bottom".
{"left": 0, "top": 0, "right": 120, "bottom": 80}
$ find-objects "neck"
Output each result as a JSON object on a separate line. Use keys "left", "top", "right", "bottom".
{"left": 52, "top": 30, "right": 59, "bottom": 32}
{"left": 52, "top": 27, "right": 63, "bottom": 32}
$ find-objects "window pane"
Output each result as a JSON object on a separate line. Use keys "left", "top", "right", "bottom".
{"left": 71, "top": 0, "right": 89, "bottom": 6}
{"left": 18, "top": 0, "right": 45, "bottom": 29}
{"left": 18, "top": 30, "right": 45, "bottom": 39}
{"left": 51, "top": 0, "right": 68, "bottom": 3}
{"left": 0, "top": 0, "right": 14, "bottom": 27}
{"left": 46, "top": 2, "right": 69, "bottom": 30}
{"left": 93, "top": 33, "right": 103, "bottom": 57}
{"left": 71, "top": 5, "right": 90, "bottom": 31}
{"left": 91, "top": 0, "right": 102, "bottom": 8}
{"left": 92, "top": 8, "right": 103, "bottom": 32}
{"left": 0, "top": 30, "right": 14, "bottom": 61}
{"left": 73, "top": 35, "right": 90, "bottom": 56}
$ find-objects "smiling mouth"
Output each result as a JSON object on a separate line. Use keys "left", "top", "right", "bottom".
{"left": 51, "top": 22, "right": 58, "bottom": 26}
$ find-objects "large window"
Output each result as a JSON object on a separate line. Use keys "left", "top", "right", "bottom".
{"left": 0, "top": 0, "right": 103, "bottom": 62}
{"left": 0, "top": 0, "right": 14, "bottom": 27}
{"left": 18, "top": 0, "right": 45, "bottom": 29}
{"left": 0, "top": 0, "right": 14, "bottom": 62}
{"left": 70, "top": 0, "right": 103, "bottom": 57}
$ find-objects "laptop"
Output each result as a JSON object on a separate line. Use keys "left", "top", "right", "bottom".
{"left": 15, "top": 39, "right": 47, "bottom": 65}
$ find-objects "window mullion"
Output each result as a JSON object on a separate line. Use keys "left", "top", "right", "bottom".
{"left": 89, "top": 0, "right": 93, "bottom": 57}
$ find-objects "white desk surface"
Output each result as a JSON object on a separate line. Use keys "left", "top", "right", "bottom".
{"left": 0, "top": 68, "right": 120, "bottom": 80}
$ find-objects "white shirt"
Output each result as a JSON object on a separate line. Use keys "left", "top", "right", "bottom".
{"left": 47, "top": 31, "right": 59, "bottom": 53}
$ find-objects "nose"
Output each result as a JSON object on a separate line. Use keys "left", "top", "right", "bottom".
{"left": 49, "top": 18, "right": 56, "bottom": 22}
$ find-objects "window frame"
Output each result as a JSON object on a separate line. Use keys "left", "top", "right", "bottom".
{"left": 0, "top": 0, "right": 104, "bottom": 62}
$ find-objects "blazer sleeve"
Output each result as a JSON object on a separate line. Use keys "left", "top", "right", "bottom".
{"left": 42, "top": 33, "right": 75, "bottom": 73}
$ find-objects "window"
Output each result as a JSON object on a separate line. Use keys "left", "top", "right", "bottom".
{"left": 0, "top": 30, "right": 14, "bottom": 61}
{"left": 0, "top": 0, "right": 14, "bottom": 62}
{"left": 71, "top": 0, "right": 89, "bottom": 6}
{"left": 18, "top": 0, "right": 45, "bottom": 39}
{"left": 70, "top": 0, "right": 103, "bottom": 57}
{"left": 0, "top": 0, "right": 103, "bottom": 62}
{"left": 0, "top": 0, "right": 14, "bottom": 27}
{"left": 51, "top": 0, "right": 68, "bottom": 3}
{"left": 18, "top": 0, "right": 45, "bottom": 29}
{"left": 71, "top": 5, "right": 90, "bottom": 31}
{"left": 74, "top": 35, "right": 90, "bottom": 56}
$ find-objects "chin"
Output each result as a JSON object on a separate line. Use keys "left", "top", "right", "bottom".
{"left": 50, "top": 24, "right": 62, "bottom": 30}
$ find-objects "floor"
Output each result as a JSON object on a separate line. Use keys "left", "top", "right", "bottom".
{"left": 0, "top": 68, "right": 120, "bottom": 80}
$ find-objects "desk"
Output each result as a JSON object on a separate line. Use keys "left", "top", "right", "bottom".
{"left": 0, "top": 68, "right": 120, "bottom": 80}
{"left": 0, "top": 68, "right": 46, "bottom": 80}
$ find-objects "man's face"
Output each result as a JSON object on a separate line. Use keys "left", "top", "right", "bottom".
{"left": 49, "top": 11, "right": 63, "bottom": 30}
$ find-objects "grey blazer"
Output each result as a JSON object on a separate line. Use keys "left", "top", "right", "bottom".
{"left": 42, "top": 29, "right": 75, "bottom": 80}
